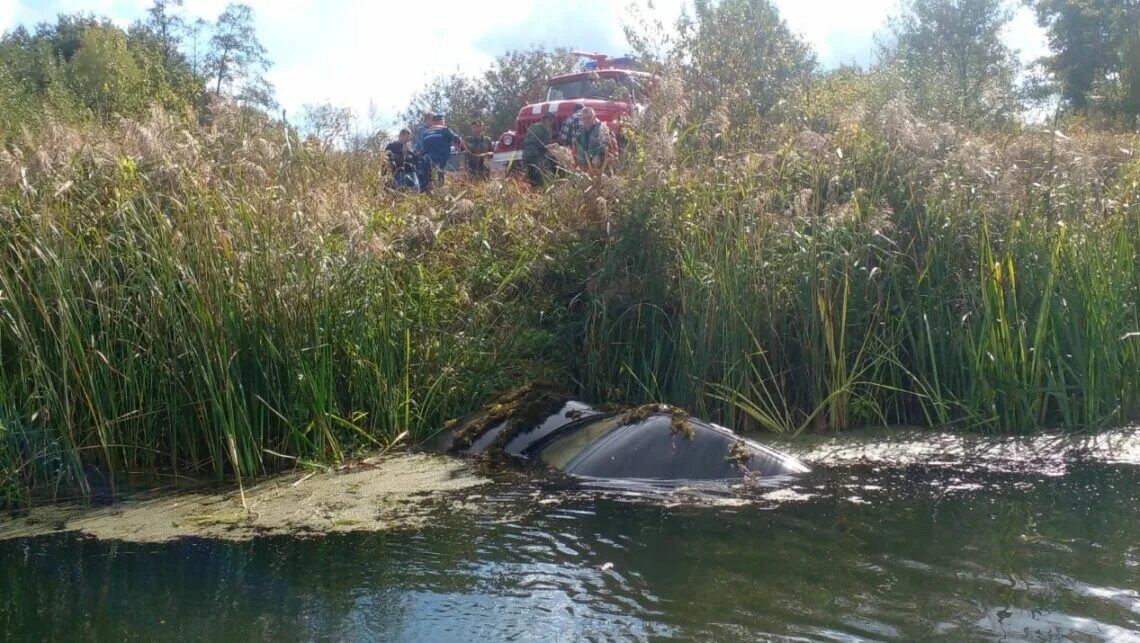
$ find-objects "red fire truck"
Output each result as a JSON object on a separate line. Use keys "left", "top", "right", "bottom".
{"left": 490, "top": 52, "right": 653, "bottom": 174}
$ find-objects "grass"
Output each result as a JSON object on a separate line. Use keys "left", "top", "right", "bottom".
{"left": 0, "top": 99, "right": 1137, "bottom": 506}
{"left": 573, "top": 105, "right": 1139, "bottom": 435}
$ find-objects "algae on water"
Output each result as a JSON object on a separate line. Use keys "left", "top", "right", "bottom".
{"left": 0, "top": 454, "right": 490, "bottom": 543}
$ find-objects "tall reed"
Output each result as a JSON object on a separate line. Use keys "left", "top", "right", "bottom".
{"left": 1, "top": 100, "right": 1137, "bottom": 505}
{"left": 576, "top": 104, "right": 1139, "bottom": 435}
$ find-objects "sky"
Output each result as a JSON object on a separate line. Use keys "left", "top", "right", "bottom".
{"left": 1, "top": 0, "right": 1049, "bottom": 130}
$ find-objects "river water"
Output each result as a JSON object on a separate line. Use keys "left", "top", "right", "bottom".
{"left": 2, "top": 434, "right": 1140, "bottom": 642}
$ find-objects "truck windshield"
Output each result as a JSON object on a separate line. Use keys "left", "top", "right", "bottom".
{"left": 547, "top": 76, "right": 637, "bottom": 102}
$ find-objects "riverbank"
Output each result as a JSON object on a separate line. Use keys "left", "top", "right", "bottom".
{"left": 1, "top": 101, "right": 1137, "bottom": 505}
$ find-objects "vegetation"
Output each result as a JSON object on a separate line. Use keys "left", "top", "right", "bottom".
{"left": 880, "top": 0, "right": 1020, "bottom": 126}
{"left": 1029, "top": 0, "right": 1140, "bottom": 122}
{"left": 0, "top": 2, "right": 272, "bottom": 132}
{"left": 0, "top": 0, "right": 1138, "bottom": 506}
{"left": 673, "top": 0, "right": 816, "bottom": 123}
{"left": 203, "top": 2, "right": 274, "bottom": 110}
{"left": 401, "top": 46, "right": 581, "bottom": 137}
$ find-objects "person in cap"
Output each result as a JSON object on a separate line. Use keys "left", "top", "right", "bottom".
{"left": 523, "top": 111, "right": 557, "bottom": 187}
{"left": 419, "top": 113, "right": 467, "bottom": 192}
{"left": 465, "top": 120, "right": 494, "bottom": 181}
{"left": 559, "top": 102, "right": 586, "bottom": 147}
{"left": 574, "top": 107, "right": 611, "bottom": 170}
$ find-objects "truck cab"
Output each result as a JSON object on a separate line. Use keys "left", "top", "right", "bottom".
{"left": 490, "top": 54, "right": 652, "bottom": 174}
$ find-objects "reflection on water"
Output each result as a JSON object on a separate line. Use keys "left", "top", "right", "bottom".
{"left": 3, "top": 464, "right": 1140, "bottom": 642}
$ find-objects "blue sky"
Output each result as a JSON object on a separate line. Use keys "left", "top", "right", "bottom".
{"left": 1, "top": 0, "right": 1047, "bottom": 130}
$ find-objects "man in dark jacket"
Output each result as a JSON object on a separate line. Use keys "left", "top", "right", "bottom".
{"left": 419, "top": 114, "right": 467, "bottom": 191}
{"left": 522, "top": 111, "right": 556, "bottom": 187}
{"left": 384, "top": 128, "right": 420, "bottom": 191}
{"left": 465, "top": 120, "right": 494, "bottom": 181}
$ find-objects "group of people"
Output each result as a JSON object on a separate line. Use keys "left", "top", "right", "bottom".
{"left": 522, "top": 103, "right": 612, "bottom": 187}
{"left": 383, "top": 103, "right": 612, "bottom": 192}
{"left": 383, "top": 112, "right": 494, "bottom": 193}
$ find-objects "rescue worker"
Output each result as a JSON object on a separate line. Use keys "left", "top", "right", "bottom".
{"left": 558, "top": 102, "right": 586, "bottom": 147}
{"left": 384, "top": 128, "right": 420, "bottom": 191}
{"left": 412, "top": 111, "right": 432, "bottom": 154}
{"left": 575, "top": 107, "right": 611, "bottom": 170}
{"left": 465, "top": 120, "right": 494, "bottom": 181}
{"left": 522, "top": 111, "right": 557, "bottom": 187}
{"left": 419, "top": 114, "right": 467, "bottom": 192}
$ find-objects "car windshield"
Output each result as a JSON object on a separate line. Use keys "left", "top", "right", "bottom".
{"left": 547, "top": 75, "right": 638, "bottom": 102}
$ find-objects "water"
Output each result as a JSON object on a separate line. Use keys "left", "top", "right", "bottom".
{"left": 3, "top": 461, "right": 1140, "bottom": 641}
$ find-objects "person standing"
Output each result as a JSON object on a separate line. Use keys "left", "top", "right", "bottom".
{"left": 412, "top": 111, "right": 432, "bottom": 153}
{"left": 419, "top": 114, "right": 467, "bottom": 192}
{"left": 522, "top": 111, "right": 557, "bottom": 188}
{"left": 465, "top": 120, "right": 494, "bottom": 181}
{"left": 574, "top": 107, "right": 611, "bottom": 170}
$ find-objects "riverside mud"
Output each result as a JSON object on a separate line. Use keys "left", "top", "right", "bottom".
{"left": 0, "top": 454, "right": 490, "bottom": 543}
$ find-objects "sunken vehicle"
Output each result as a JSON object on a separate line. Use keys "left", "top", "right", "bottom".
{"left": 436, "top": 387, "right": 809, "bottom": 483}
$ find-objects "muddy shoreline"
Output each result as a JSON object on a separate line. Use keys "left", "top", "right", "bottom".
{"left": 0, "top": 454, "right": 491, "bottom": 543}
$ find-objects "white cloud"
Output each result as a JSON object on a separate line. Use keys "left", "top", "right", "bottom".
{"left": 1005, "top": 6, "right": 1048, "bottom": 63}
{"left": 259, "top": 1, "right": 528, "bottom": 131}
{"left": 775, "top": 0, "right": 894, "bottom": 65}
{"left": 182, "top": 0, "right": 308, "bottom": 23}
{"left": 0, "top": 0, "right": 17, "bottom": 34}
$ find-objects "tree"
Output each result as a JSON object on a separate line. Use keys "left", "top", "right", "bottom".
{"left": 402, "top": 74, "right": 490, "bottom": 136}
{"left": 480, "top": 47, "right": 578, "bottom": 134}
{"left": 676, "top": 0, "right": 817, "bottom": 124}
{"left": 0, "top": 13, "right": 205, "bottom": 125}
{"left": 184, "top": 17, "right": 209, "bottom": 74}
{"left": 881, "top": 0, "right": 1020, "bottom": 125}
{"left": 143, "top": 0, "right": 185, "bottom": 70}
{"left": 402, "top": 46, "right": 577, "bottom": 136}
{"left": 300, "top": 102, "right": 356, "bottom": 148}
{"left": 67, "top": 25, "right": 146, "bottom": 117}
{"left": 35, "top": 13, "right": 106, "bottom": 62}
{"left": 204, "top": 3, "right": 274, "bottom": 108}
{"left": 1029, "top": 0, "right": 1140, "bottom": 121}
{"left": 0, "top": 27, "right": 74, "bottom": 131}
{"left": 129, "top": 1, "right": 204, "bottom": 114}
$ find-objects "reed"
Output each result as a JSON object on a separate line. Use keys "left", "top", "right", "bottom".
{"left": 576, "top": 105, "right": 1139, "bottom": 435}
{"left": 1, "top": 100, "right": 1137, "bottom": 504}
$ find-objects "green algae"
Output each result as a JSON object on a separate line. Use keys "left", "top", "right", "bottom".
{"left": 449, "top": 385, "right": 573, "bottom": 459}
{"left": 617, "top": 404, "right": 697, "bottom": 441}
{"left": 726, "top": 439, "right": 751, "bottom": 469}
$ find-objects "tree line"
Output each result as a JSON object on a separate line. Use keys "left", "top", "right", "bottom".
{"left": 0, "top": 0, "right": 273, "bottom": 133}
{"left": 412, "top": 0, "right": 1140, "bottom": 133}
{"left": 2, "top": 0, "right": 1138, "bottom": 140}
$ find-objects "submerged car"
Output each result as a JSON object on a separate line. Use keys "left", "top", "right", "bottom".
{"left": 436, "top": 387, "right": 809, "bottom": 483}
